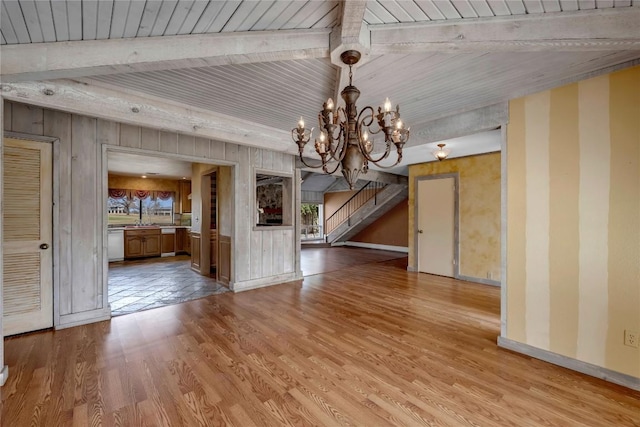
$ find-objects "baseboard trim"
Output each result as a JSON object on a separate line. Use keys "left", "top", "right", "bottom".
{"left": 232, "top": 272, "right": 303, "bottom": 292}
{"left": 333, "top": 241, "right": 408, "bottom": 253}
{"left": 0, "top": 365, "right": 8, "bottom": 386}
{"left": 497, "top": 336, "right": 640, "bottom": 391}
{"left": 407, "top": 266, "right": 416, "bottom": 272}
{"left": 458, "top": 274, "right": 501, "bottom": 287}
{"left": 56, "top": 307, "right": 112, "bottom": 330}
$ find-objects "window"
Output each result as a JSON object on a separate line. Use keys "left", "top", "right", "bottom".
{"left": 255, "top": 173, "right": 293, "bottom": 227}
{"left": 108, "top": 190, "right": 174, "bottom": 225}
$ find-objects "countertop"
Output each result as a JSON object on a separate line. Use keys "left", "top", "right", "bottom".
{"left": 108, "top": 225, "right": 192, "bottom": 231}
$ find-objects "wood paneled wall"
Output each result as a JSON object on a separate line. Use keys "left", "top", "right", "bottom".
{"left": 2, "top": 100, "right": 301, "bottom": 330}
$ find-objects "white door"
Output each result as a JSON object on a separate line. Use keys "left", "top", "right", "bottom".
{"left": 3, "top": 137, "right": 53, "bottom": 336}
{"left": 417, "top": 177, "right": 456, "bottom": 277}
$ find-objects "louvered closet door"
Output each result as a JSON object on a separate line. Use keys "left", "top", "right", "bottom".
{"left": 3, "top": 138, "right": 53, "bottom": 336}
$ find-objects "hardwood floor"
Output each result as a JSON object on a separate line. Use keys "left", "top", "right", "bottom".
{"left": 2, "top": 252, "right": 639, "bottom": 426}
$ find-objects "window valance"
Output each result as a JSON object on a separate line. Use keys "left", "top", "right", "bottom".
{"left": 108, "top": 188, "right": 175, "bottom": 201}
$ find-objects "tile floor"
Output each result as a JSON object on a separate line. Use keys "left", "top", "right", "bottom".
{"left": 108, "top": 255, "right": 228, "bottom": 316}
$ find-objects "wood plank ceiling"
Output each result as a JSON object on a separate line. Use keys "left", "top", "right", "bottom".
{"left": 1, "top": 1, "right": 640, "bottom": 164}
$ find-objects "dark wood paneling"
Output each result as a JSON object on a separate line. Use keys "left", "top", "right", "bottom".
{"left": 219, "top": 235, "right": 231, "bottom": 284}
{"left": 190, "top": 232, "right": 200, "bottom": 271}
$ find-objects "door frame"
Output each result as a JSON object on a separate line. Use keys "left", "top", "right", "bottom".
{"left": 413, "top": 173, "right": 460, "bottom": 277}
{"left": 200, "top": 167, "right": 218, "bottom": 278}
{"left": 3, "top": 131, "right": 61, "bottom": 328}
{"left": 102, "top": 145, "right": 237, "bottom": 295}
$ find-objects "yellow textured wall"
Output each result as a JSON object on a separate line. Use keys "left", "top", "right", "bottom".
{"left": 506, "top": 66, "right": 640, "bottom": 378}
{"left": 408, "top": 152, "right": 501, "bottom": 280}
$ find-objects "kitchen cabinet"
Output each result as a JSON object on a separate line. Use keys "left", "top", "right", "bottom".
{"left": 190, "top": 232, "right": 200, "bottom": 271}
{"left": 161, "top": 231, "right": 175, "bottom": 255}
{"left": 124, "top": 228, "right": 161, "bottom": 259}
{"left": 185, "top": 230, "right": 191, "bottom": 255}
{"left": 175, "top": 228, "right": 185, "bottom": 253}
{"left": 179, "top": 180, "right": 191, "bottom": 213}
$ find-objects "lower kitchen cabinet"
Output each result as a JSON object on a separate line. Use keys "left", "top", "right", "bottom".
{"left": 124, "top": 229, "right": 161, "bottom": 259}
{"left": 175, "top": 228, "right": 185, "bottom": 253}
{"left": 161, "top": 232, "right": 175, "bottom": 254}
{"left": 190, "top": 232, "right": 200, "bottom": 272}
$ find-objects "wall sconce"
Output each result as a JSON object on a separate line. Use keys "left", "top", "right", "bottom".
{"left": 433, "top": 143, "right": 450, "bottom": 161}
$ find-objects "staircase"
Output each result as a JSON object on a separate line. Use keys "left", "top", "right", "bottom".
{"left": 325, "top": 181, "right": 408, "bottom": 244}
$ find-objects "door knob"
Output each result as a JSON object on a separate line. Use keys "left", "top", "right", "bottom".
{"left": 39, "top": 243, "right": 49, "bottom": 250}
{"left": 417, "top": 229, "right": 423, "bottom": 234}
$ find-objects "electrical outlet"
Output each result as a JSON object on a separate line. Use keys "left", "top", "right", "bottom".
{"left": 624, "top": 330, "right": 639, "bottom": 348}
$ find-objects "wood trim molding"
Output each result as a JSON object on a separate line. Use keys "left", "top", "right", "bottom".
{"left": 1, "top": 80, "right": 293, "bottom": 153}
{"left": 457, "top": 274, "right": 500, "bottom": 287}
{"left": 231, "top": 272, "right": 302, "bottom": 293}
{"left": 370, "top": 8, "right": 640, "bottom": 53}
{"left": 500, "top": 126, "right": 509, "bottom": 337}
{"left": 56, "top": 308, "right": 112, "bottom": 330}
{"left": 333, "top": 241, "right": 408, "bottom": 253}
{"left": 412, "top": 103, "right": 508, "bottom": 143}
{"left": 0, "top": 29, "right": 331, "bottom": 82}
{"left": 497, "top": 336, "right": 640, "bottom": 392}
{"left": 0, "top": 365, "right": 7, "bottom": 387}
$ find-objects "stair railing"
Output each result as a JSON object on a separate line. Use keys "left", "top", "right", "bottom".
{"left": 325, "top": 181, "right": 386, "bottom": 235}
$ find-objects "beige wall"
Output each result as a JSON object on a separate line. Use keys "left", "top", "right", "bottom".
{"left": 351, "top": 199, "right": 409, "bottom": 247}
{"left": 408, "top": 152, "right": 501, "bottom": 281}
{"left": 324, "top": 190, "right": 357, "bottom": 223}
{"left": 506, "top": 66, "right": 640, "bottom": 378}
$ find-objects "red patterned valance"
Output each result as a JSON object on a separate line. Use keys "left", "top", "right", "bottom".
{"left": 133, "top": 190, "right": 151, "bottom": 200}
{"left": 108, "top": 188, "right": 128, "bottom": 199}
{"left": 156, "top": 191, "right": 173, "bottom": 200}
{"left": 108, "top": 188, "right": 175, "bottom": 201}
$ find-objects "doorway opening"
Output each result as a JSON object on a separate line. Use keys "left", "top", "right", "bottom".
{"left": 301, "top": 203, "right": 323, "bottom": 241}
{"left": 105, "top": 149, "right": 232, "bottom": 316}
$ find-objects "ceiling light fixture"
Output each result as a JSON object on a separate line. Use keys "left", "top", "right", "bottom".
{"left": 433, "top": 143, "right": 450, "bottom": 161}
{"left": 292, "top": 50, "right": 409, "bottom": 189}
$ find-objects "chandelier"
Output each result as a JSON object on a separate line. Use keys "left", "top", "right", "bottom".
{"left": 292, "top": 50, "right": 409, "bottom": 189}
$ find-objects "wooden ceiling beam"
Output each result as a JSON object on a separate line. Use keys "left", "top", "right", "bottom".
{"left": 0, "top": 79, "right": 293, "bottom": 153}
{"left": 0, "top": 28, "right": 331, "bottom": 83}
{"left": 330, "top": 0, "right": 370, "bottom": 104}
{"left": 370, "top": 7, "right": 640, "bottom": 53}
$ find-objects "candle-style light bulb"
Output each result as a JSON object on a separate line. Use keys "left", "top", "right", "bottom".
{"left": 315, "top": 132, "right": 327, "bottom": 154}
{"left": 362, "top": 130, "right": 369, "bottom": 141}
{"left": 384, "top": 97, "right": 391, "bottom": 112}
{"left": 298, "top": 116, "right": 305, "bottom": 129}
{"left": 327, "top": 98, "right": 334, "bottom": 110}
{"left": 396, "top": 119, "right": 403, "bottom": 129}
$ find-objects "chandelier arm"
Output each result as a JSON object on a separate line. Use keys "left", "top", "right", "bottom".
{"left": 367, "top": 151, "right": 404, "bottom": 169}
{"left": 357, "top": 106, "right": 375, "bottom": 129}
{"left": 297, "top": 152, "right": 329, "bottom": 170}
{"left": 362, "top": 141, "right": 393, "bottom": 163}
{"left": 327, "top": 126, "right": 344, "bottom": 160}
{"left": 323, "top": 158, "right": 343, "bottom": 175}
{"left": 327, "top": 106, "right": 348, "bottom": 161}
